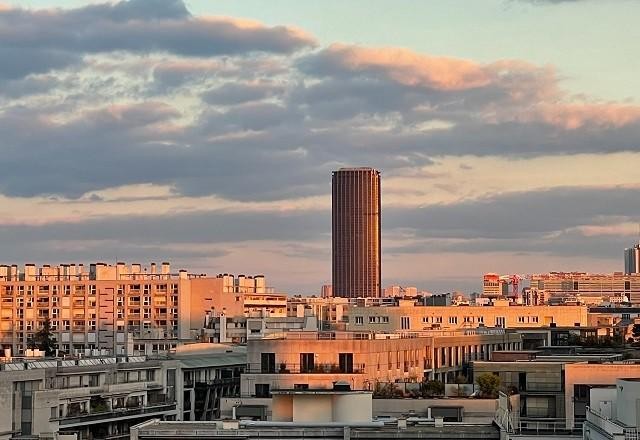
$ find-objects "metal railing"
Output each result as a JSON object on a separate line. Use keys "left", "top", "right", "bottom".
{"left": 247, "top": 362, "right": 366, "bottom": 374}
{"left": 586, "top": 407, "right": 638, "bottom": 440}
{"left": 55, "top": 402, "right": 177, "bottom": 425}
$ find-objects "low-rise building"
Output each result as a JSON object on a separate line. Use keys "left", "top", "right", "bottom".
{"left": 241, "top": 329, "right": 522, "bottom": 397}
{"left": 473, "top": 356, "right": 640, "bottom": 431}
{"left": 583, "top": 378, "right": 640, "bottom": 440}
{"left": 0, "top": 344, "right": 246, "bottom": 440}
{"left": 346, "top": 302, "right": 588, "bottom": 332}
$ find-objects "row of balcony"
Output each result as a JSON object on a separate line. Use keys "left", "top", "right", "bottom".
{"left": 247, "top": 362, "right": 367, "bottom": 375}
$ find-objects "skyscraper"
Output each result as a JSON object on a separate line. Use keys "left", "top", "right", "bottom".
{"left": 332, "top": 167, "right": 381, "bottom": 298}
{"left": 625, "top": 243, "right": 640, "bottom": 274}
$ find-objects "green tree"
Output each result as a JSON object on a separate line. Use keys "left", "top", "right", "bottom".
{"left": 454, "top": 374, "right": 468, "bottom": 396}
{"left": 632, "top": 324, "right": 640, "bottom": 345}
{"left": 476, "top": 373, "right": 501, "bottom": 398}
{"left": 34, "top": 318, "right": 57, "bottom": 356}
{"left": 421, "top": 380, "right": 445, "bottom": 397}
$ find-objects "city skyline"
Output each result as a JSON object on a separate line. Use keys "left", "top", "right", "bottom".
{"left": 0, "top": 0, "right": 639, "bottom": 293}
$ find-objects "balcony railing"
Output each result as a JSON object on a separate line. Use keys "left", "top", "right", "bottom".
{"left": 503, "top": 381, "right": 563, "bottom": 393}
{"left": 247, "top": 362, "right": 366, "bottom": 374}
{"left": 586, "top": 407, "right": 638, "bottom": 440}
{"left": 55, "top": 402, "right": 177, "bottom": 425}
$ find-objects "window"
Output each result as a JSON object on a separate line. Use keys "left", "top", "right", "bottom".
{"left": 449, "top": 316, "right": 458, "bottom": 324}
{"left": 300, "top": 353, "right": 315, "bottom": 373}
{"left": 368, "top": 316, "right": 376, "bottom": 323}
{"left": 260, "top": 353, "right": 276, "bottom": 373}
{"left": 355, "top": 316, "right": 363, "bottom": 325}
{"left": 339, "top": 353, "right": 354, "bottom": 373}
{"left": 400, "top": 316, "right": 410, "bottom": 330}
{"left": 293, "top": 384, "right": 309, "bottom": 390}
{"left": 255, "top": 384, "right": 271, "bottom": 398}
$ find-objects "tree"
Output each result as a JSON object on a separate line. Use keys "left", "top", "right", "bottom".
{"left": 632, "top": 324, "right": 640, "bottom": 346}
{"left": 421, "top": 380, "right": 445, "bottom": 397}
{"left": 476, "top": 373, "right": 500, "bottom": 398}
{"left": 454, "top": 374, "right": 468, "bottom": 397}
{"left": 34, "top": 318, "right": 57, "bottom": 356}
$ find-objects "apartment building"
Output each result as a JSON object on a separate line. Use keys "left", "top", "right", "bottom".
{"left": 530, "top": 272, "right": 640, "bottom": 304}
{"left": 346, "top": 301, "right": 588, "bottom": 332}
{"left": 473, "top": 357, "right": 640, "bottom": 431}
{"left": 0, "top": 354, "right": 178, "bottom": 440}
{"left": 0, "top": 344, "right": 246, "bottom": 440}
{"left": 200, "top": 314, "right": 319, "bottom": 344}
{"left": 241, "top": 329, "right": 522, "bottom": 397}
{"left": 0, "top": 263, "right": 274, "bottom": 356}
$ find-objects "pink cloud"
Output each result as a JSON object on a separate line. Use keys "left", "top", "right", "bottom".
{"left": 534, "top": 102, "right": 640, "bottom": 129}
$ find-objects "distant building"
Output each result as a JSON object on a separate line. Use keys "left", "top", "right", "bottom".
{"left": 320, "top": 284, "right": 333, "bottom": 298}
{"left": 383, "top": 285, "right": 418, "bottom": 297}
{"left": 332, "top": 168, "right": 381, "bottom": 298}
{"left": 0, "top": 262, "right": 276, "bottom": 356}
{"left": 529, "top": 272, "right": 640, "bottom": 304}
{"left": 624, "top": 243, "right": 640, "bottom": 274}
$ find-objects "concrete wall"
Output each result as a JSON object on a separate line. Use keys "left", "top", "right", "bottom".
{"left": 616, "top": 379, "right": 640, "bottom": 427}
{"left": 271, "top": 395, "right": 293, "bottom": 422}
{"left": 292, "top": 395, "right": 333, "bottom": 422}
{"left": 332, "top": 393, "right": 372, "bottom": 423}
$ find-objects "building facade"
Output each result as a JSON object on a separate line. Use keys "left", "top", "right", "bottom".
{"left": 624, "top": 244, "right": 640, "bottom": 275}
{"left": 529, "top": 272, "right": 640, "bottom": 304}
{"left": 0, "top": 263, "right": 272, "bottom": 356}
{"left": 241, "top": 330, "right": 522, "bottom": 397}
{"left": 346, "top": 302, "right": 589, "bottom": 332}
{"left": 332, "top": 168, "right": 381, "bottom": 298}
{"left": 0, "top": 344, "right": 246, "bottom": 440}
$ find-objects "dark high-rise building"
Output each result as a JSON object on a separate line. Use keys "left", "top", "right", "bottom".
{"left": 332, "top": 167, "right": 381, "bottom": 298}
{"left": 625, "top": 243, "right": 640, "bottom": 274}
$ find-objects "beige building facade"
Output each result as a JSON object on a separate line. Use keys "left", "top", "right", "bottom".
{"left": 0, "top": 263, "right": 274, "bottom": 356}
{"left": 346, "top": 302, "right": 588, "bottom": 332}
{"left": 241, "top": 330, "right": 522, "bottom": 396}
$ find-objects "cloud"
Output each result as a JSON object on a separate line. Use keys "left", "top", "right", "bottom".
{"left": 300, "top": 44, "right": 640, "bottom": 130}
{"left": 0, "top": 0, "right": 315, "bottom": 79}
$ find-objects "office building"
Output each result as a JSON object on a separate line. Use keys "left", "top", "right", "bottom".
{"left": 529, "top": 272, "right": 640, "bottom": 304}
{"left": 625, "top": 243, "right": 640, "bottom": 274}
{"left": 332, "top": 167, "right": 381, "bottom": 298}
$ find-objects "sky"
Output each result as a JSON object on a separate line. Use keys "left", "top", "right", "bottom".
{"left": 0, "top": 0, "right": 639, "bottom": 294}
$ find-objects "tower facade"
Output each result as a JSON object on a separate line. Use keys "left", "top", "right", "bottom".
{"left": 332, "top": 167, "right": 381, "bottom": 298}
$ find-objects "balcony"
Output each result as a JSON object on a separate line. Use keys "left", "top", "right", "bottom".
{"left": 585, "top": 408, "right": 638, "bottom": 440}
{"left": 247, "top": 362, "right": 366, "bottom": 374}
{"left": 54, "top": 402, "right": 177, "bottom": 426}
{"left": 504, "top": 381, "right": 563, "bottom": 393}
